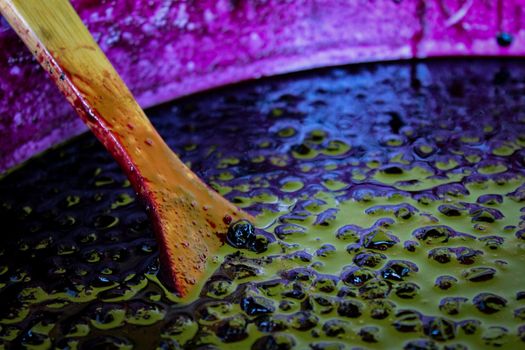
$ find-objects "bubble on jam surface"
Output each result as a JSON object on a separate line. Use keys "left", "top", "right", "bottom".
{"left": 2, "top": 59, "right": 525, "bottom": 348}
{"left": 226, "top": 220, "right": 255, "bottom": 249}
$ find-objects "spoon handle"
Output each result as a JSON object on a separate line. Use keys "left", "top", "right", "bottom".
{"left": 1, "top": 0, "right": 168, "bottom": 180}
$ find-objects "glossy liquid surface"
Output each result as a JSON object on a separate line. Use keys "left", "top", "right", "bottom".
{"left": 1, "top": 59, "right": 525, "bottom": 349}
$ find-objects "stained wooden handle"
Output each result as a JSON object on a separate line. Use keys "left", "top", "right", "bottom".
{"left": 0, "top": 0, "right": 164, "bottom": 168}
{"left": 0, "top": 0, "right": 250, "bottom": 296}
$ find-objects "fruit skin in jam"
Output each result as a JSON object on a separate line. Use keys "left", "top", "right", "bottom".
{"left": 0, "top": 59, "right": 525, "bottom": 349}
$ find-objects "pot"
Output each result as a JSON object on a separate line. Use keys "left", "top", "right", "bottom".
{"left": 1, "top": 0, "right": 524, "bottom": 172}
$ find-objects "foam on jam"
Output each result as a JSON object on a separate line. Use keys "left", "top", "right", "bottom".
{"left": 0, "top": 59, "right": 524, "bottom": 349}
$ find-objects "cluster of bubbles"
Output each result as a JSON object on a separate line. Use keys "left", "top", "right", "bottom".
{"left": 0, "top": 59, "right": 524, "bottom": 349}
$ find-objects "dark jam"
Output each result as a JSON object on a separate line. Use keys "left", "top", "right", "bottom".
{"left": 0, "top": 59, "right": 525, "bottom": 349}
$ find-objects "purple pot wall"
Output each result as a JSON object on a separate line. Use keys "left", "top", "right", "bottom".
{"left": 1, "top": 0, "right": 524, "bottom": 173}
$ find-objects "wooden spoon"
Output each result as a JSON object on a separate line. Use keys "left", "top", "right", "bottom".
{"left": 0, "top": 0, "right": 252, "bottom": 296}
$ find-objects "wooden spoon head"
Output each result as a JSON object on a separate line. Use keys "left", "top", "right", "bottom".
{"left": 146, "top": 164, "right": 251, "bottom": 296}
